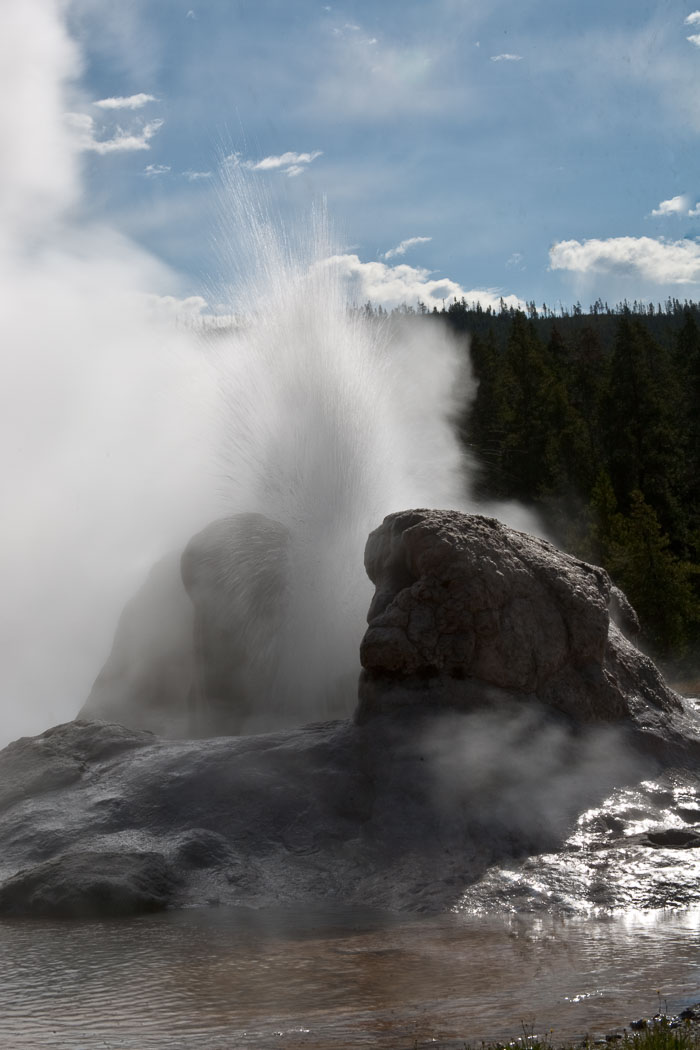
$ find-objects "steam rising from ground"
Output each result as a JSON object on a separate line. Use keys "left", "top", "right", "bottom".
{"left": 422, "top": 706, "right": 644, "bottom": 848}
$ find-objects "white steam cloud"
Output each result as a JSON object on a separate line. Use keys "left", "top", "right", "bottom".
{"left": 0, "top": 0, "right": 219, "bottom": 743}
{"left": 0, "top": 0, "right": 79, "bottom": 248}
{"left": 202, "top": 170, "right": 476, "bottom": 723}
{"left": 424, "top": 707, "right": 643, "bottom": 848}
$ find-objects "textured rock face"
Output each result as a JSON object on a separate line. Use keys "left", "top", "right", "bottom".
{"left": 0, "top": 851, "right": 179, "bottom": 918}
{"left": 0, "top": 715, "right": 645, "bottom": 918}
{"left": 79, "top": 551, "right": 195, "bottom": 736}
{"left": 181, "top": 513, "right": 290, "bottom": 735}
{"left": 80, "top": 514, "right": 291, "bottom": 738}
{"left": 357, "top": 510, "right": 689, "bottom": 750}
{"left": 0, "top": 705, "right": 698, "bottom": 918}
{"left": 0, "top": 719, "right": 376, "bottom": 918}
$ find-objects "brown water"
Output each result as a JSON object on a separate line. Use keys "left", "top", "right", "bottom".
{"left": 1, "top": 906, "right": 699, "bottom": 1049}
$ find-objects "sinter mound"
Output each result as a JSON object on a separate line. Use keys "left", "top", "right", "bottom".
{"left": 1, "top": 509, "right": 698, "bottom": 918}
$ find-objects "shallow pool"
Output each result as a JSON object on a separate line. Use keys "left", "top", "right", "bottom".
{"left": 1, "top": 905, "right": 699, "bottom": 1049}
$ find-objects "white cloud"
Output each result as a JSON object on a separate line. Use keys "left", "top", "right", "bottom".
{"left": 490, "top": 53, "right": 522, "bottom": 62}
{"left": 183, "top": 169, "right": 212, "bottom": 181}
{"left": 383, "top": 235, "right": 432, "bottom": 259}
{"left": 143, "top": 163, "right": 170, "bottom": 177}
{"left": 94, "top": 93, "right": 157, "bottom": 110}
{"left": 228, "top": 150, "right": 322, "bottom": 178}
{"left": 321, "top": 253, "right": 524, "bottom": 311}
{"left": 685, "top": 11, "right": 700, "bottom": 25}
{"left": 689, "top": 202, "right": 700, "bottom": 216}
{"left": 549, "top": 236, "right": 700, "bottom": 284}
{"left": 249, "top": 150, "right": 322, "bottom": 172}
{"left": 650, "top": 193, "right": 689, "bottom": 216}
{"left": 687, "top": 33, "right": 700, "bottom": 46}
{"left": 66, "top": 112, "right": 164, "bottom": 154}
{"left": 186, "top": 9, "right": 196, "bottom": 18}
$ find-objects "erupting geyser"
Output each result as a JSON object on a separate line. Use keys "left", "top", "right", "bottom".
{"left": 83, "top": 170, "right": 473, "bottom": 735}
{"left": 8, "top": 166, "right": 700, "bottom": 925}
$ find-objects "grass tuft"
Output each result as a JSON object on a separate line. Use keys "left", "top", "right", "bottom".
{"left": 456, "top": 1015, "right": 700, "bottom": 1050}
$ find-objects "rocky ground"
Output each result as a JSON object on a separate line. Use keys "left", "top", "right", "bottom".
{"left": 2, "top": 510, "right": 700, "bottom": 919}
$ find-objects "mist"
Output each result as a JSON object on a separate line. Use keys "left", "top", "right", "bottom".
{"left": 0, "top": 1, "right": 547, "bottom": 745}
{"left": 420, "top": 705, "right": 646, "bottom": 851}
{"left": 0, "top": 1, "right": 221, "bottom": 743}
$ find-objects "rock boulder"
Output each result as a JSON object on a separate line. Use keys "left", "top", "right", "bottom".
{"left": 357, "top": 510, "right": 696, "bottom": 758}
{"left": 1, "top": 510, "right": 700, "bottom": 917}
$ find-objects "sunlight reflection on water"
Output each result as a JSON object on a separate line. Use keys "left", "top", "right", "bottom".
{"left": 1, "top": 905, "right": 699, "bottom": 1049}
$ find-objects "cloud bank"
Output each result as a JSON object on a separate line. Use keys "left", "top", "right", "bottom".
{"left": 550, "top": 235, "right": 700, "bottom": 284}
{"left": 323, "top": 253, "right": 524, "bottom": 311}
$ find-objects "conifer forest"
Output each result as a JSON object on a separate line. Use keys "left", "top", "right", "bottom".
{"left": 365, "top": 297, "right": 700, "bottom": 676}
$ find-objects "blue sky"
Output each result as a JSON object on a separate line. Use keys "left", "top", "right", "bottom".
{"left": 53, "top": 0, "right": 700, "bottom": 312}
{"left": 3, "top": 0, "right": 700, "bottom": 317}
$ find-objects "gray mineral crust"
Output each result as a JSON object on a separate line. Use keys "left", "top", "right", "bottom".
{"left": 4, "top": 509, "right": 700, "bottom": 917}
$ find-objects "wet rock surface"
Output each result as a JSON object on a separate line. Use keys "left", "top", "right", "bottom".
{"left": 455, "top": 761, "right": 700, "bottom": 913}
{"left": 1, "top": 708, "right": 699, "bottom": 919}
{"left": 0, "top": 850, "right": 178, "bottom": 918}
{"left": 0, "top": 713, "right": 633, "bottom": 918}
{"left": 4, "top": 510, "right": 700, "bottom": 917}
